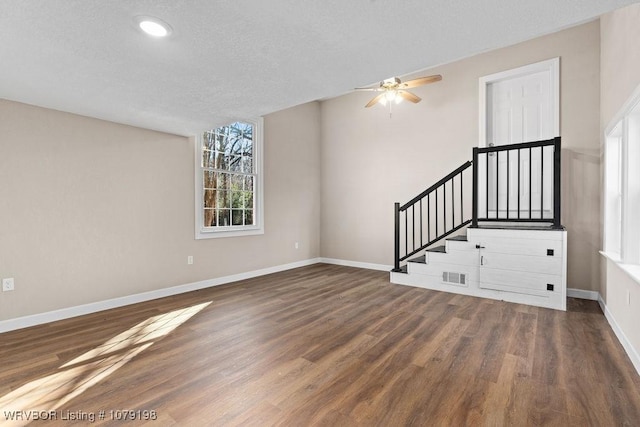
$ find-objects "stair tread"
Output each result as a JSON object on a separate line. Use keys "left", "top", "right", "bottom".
{"left": 474, "top": 224, "right": 565, "bottom": 231}
{"left": 447, "top": 235, "right": 468, "bottom": 241}
{"left": 407, "top": 255, "right": 426, "bottom": 264}
{"left": 426, "top": 245, "right": 446, "bottom": 253}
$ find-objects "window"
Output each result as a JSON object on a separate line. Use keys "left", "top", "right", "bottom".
{"left": 195, "top": 119, "right": 263, "bottom": 239}
{"left": 604, "top": 95, "right": 640, "bottom": 265}
{"left": 605, "top": 122, "right": 623, "bottom": 258}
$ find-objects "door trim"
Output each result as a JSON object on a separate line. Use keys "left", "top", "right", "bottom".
{"left": 478, "top": 57, "right": 560, "bottom": 147}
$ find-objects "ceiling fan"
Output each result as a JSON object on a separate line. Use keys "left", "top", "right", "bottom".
{"left": 355, "top": 74, "right": 442, "bottom": 108}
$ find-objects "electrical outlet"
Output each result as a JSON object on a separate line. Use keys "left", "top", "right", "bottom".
{"left": 295, "top": 242, "right": 299, "bottom": 249}
{"left": 187, "top": 256, "right": 194, "bottom": 265}
{"left": 2, "top": 278, "right": 15, "bottom": 292}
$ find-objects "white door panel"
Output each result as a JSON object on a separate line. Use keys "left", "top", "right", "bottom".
{"left": 482, "top": 59, "right": 558, "bottom": 220}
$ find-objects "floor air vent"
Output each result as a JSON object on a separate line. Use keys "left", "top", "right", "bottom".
{"left": 443, "top": 271, "right": 466, "bottom": 286}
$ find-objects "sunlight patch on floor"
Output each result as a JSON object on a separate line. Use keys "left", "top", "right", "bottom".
{"left": 0, "top": 302, "right": 211, "bottom": 421}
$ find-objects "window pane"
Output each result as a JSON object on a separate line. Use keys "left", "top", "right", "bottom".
{"left": 244, "top": 209, "right": 253, "bottom": 225}
{"left": 228, "top": 155, "right": 242, "bottom": 172}
{"left": 202, "top": 132, "right": 216, "bottom": 150}
{"left": 244, "top": 140, "right": 253, "bottom": 157}
{"left": 218, "top": 209, "right": 230, "bottom": 226}
{"left": 204, "top": 209, "right": 217, "bottom": 227}
{"left": 214, "top": 132, "right": 226, "bottom": 152}
{"left": 202, "top": 149, "right": 215, "bottom": 168}
{"left": 216, "top": 172, "right": 228, "bottom": 190}
{"left": 244, "top": 175, "right": 254, "bottom": 190}
{"left": 242, "top": 157, "right": 253, "bottom": 173}
{"left": 203, "top": 171, "right": 216, "bottom": 189}
{"left": 230, "top": 174, "right": 244, "bottom": 191}
{"left": 243, "top": 191, "right": 253, "bottom": 209}
{"left": 204, "top": 189, "right": 217, "bottom": 208}
{"left": 231, "top": 192, "right": 243, "bottom": 208}
{"left": 232, "top": 209, "right": 244, "bottom": 226}
{"left": 217, "top": 191, "right": 230, "bottom": 209}
{"left": 213, "top": 151, "right": 226, "bottom": 169}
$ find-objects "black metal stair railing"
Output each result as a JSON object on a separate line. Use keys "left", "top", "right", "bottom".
{"left": 393, "top": 161, "right": 473, "bottom": 272}
{"left": 472, "top": 137, "right": 561, "bottom": 228}
{"left": 393, "top": 137, "right": 562, "bottom": 272}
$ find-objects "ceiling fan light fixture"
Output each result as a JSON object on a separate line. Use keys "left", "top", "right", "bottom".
{"left": 384, "top": 90, "right": 397, "bottom": 102}
{"left": 135, "top": 16, "right": 172, "bottom": 37}
{"left": 359, "top": 74, "right": 442, "bottom": 109}
{"left": 379, "top": 90, "right": 402, "bottom": 106}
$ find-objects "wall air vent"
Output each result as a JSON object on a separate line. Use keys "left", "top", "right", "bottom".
{"left": 443, "top": 271, "right": 467, "bottom": 286}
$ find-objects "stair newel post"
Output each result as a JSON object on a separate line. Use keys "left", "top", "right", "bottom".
{"left": 393, "top": 202, "right": 401, "bottom": 272}
{"left": 553, "top": 136, "right": 562, "bottom": 228}
{"left": 472, "top": 147, "right": 479, "bottom": 228}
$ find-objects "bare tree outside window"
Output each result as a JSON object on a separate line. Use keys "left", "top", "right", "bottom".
{"left": 202, "top": 122, "right": 255, "bottom": 228}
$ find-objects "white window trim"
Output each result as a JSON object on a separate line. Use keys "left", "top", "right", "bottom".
{"left": 194, "top": 118, "right": 264, "bottom": 239}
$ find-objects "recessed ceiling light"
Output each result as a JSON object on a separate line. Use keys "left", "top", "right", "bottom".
{"left": 135, "top": 16, "right": 172, "bottom": 37}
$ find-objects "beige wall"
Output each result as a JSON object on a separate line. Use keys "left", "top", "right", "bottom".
{"left": 600, "top": 4, "right": 640, "bottom": 355}
{"left": 601, "top": 4, "right": 640, "bottom": 126}
{"left": 321, "top": 21, "right": 602, "bottom": 291}
{"left": 0, "top": 100, "right": 321, "bottom": 321}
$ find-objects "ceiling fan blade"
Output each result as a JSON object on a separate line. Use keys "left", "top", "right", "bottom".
{"left": 398, "top": 91, "right": 421, "bottom": 103}
{"left": 354, "top": 87, "right": 381, "bottom": 91}
{"left": 365, "top": 93, "right": 385, "bottom": 108}
{"left": 401, "top": 74, "right": 442, "bottom": 89}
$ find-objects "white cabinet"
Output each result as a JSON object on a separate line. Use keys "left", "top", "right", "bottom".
{"left": 469, "top": 227, "right": 567, "bottom": 310}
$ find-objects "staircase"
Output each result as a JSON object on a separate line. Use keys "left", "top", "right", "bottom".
{"left": 390, "top": 137, "right": 567, "bottom": 311}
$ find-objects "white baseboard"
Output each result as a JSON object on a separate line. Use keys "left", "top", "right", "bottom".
{"left": 568, "top": 288, "right": 640, "bottom": 374}
{"left": 598, "top": 294, "right": 640, "bottom": 376}
{"left": 319, "top": 257, "right": 392, "bottom": 272}
{"left": 567, "top": 288, "right": 599, "bottom": 300}
{"left": 0, "top": 258, "right": 321, "bottom": 334}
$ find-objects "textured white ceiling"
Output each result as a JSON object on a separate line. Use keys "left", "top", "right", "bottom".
{"left": 0, "top": 0, "right": 637, "bottom": 136}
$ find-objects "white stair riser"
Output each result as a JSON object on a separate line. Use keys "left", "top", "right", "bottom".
{"left": 427, "top": 249, "right": 478, "bottom": 265}
{"left": 445, "top": 240, "right": 475, "bottom": 252}
{"left": 407, "top": 261, "right": 478, "bottom": 283}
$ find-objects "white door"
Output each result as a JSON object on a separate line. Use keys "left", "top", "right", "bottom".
{"left": 479, "top": 58, "right": 559, "bottom": 219}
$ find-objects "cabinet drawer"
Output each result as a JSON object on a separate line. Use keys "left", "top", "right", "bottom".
{"left": 481, "top": 252, "right": 562, "bottom": 275}
{"left": 478, "top": 238, "right": 562, "bottom": 257}
{"left": 479, "top": 268, "right": 562, "bottom": 297}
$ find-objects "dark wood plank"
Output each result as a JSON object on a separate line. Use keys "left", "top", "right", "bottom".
{"left": 1, "top": 264, "right": 639, "bottom": 426}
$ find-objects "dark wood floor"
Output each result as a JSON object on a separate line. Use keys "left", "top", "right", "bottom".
{"left": 1, "top": 264, "right": 640, "bottom": 426}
